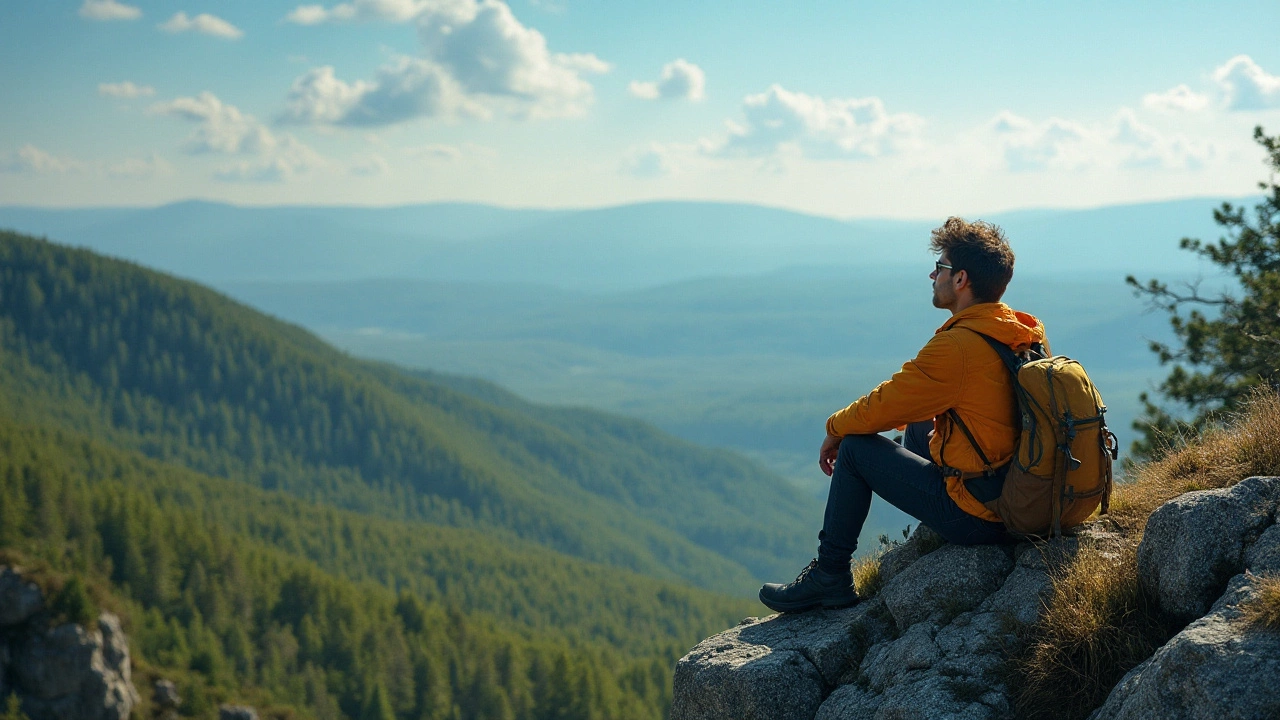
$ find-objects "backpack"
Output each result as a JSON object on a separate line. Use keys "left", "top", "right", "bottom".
{"left": 948, "top": 332, "right": 1119, "bottom": 538}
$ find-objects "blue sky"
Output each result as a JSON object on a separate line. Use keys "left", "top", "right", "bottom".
{"left": 3, "top": 0, "right": 1280, "bottom": 217}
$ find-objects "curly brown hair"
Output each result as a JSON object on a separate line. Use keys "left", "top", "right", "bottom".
{"left": 929, "top": 217, "right": 1015, "bottom": 303}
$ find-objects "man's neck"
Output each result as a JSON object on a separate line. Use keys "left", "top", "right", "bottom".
{"left": 948, "top": 295, "right": 983, "bottom": 316}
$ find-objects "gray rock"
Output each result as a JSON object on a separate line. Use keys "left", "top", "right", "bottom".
{"left": 15, "top": 612, "right": 139, "bottom": 720}
{"left": 859, "top": 622, "right": 940, "bottom": 691}
{"left": 0, "top": 566, "right": 44, "bottom": 626}
{"left": 880, "top": 544, "right": 1013, "bottom": 629}
{"left": 1245, "top": 522, "right": 1280, "bottom": 575}
{"left": 814, "top": 683, "right": 882, "bottom": 720}
{"left": 1089, "top": 573, "right": 1280, "bottom": 720}
{"left": 154, "top": 679, "right": 181, "bottom": 709}
{"left": 672, "top": 601, "right": 890, "bottom": 720}
{"left": 874, "top": 673, "right": 997, "bottom": 720}
{"left": 934, "top": 612, "right": 1012, "bottom": 658}
{"left": 219, "top": 706, "right": 260, "bottom": 720}
{"left": 1138, "top": 476, "right": 1280, "bottom": 623}
{"left": 977, "top": 565, "right": 1053, "bottom": 628}
{"left": 878, "top": 524, "right": 947, "bottom": 586}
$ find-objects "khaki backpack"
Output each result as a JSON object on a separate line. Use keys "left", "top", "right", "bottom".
{"left": 949, "top": 332, "right": 1119, "bottom": 537}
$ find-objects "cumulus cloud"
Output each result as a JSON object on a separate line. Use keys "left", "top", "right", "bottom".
{"left": 79, "top": 0, "right": 141, "bottom": 21}
{"left": 214, "top": 136, "right": 325, "bottom": 182}
{"left": 621, "top": 143, "right": 677, "bottom": 178}
{"left": 281, "top": 61, "right": 485, "bottom": 126}
{"left": 99, "top": 81, "right": 155, "bottom": 99}
{"left": 1111, "top": 109, "right": 1212, "bottom": 170}
{"left": 708, "top": 85, "right": 923, "bottom": 160}
{"left": 149, "top": 92, "right": 276, "bottom": 154}
{"left": 106, "top": 153, "right": 172, "bottom": 178}
{"left": 283, "top": 0, "right": 609, "bottom": 125}
{"left": 985, "top": 109, "right": 1211, "bottom": 172}
{"left": 1142, "top": 84, "right": 1210, "bottom": 113}
{"left": 149, "top": 92, "right": 323, "bottom": 182}
{"left": 285, "top": 0, "right": 436, "bottom": 24}
{"left": 1213, "top": 55, "right": 1280, "bottom": 110}
{"left": 0, "top": 145, "right": 82, "bottom": 174}
{"left": 159, "top": 12, "right": 244, "bottom": 40}
{"left": 629, "top": 59, "right": 705, "bottom": 101}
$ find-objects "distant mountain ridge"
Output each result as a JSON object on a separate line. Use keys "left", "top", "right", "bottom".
{"left": 0, "top": 197, "right": 1242, "bottom": 290}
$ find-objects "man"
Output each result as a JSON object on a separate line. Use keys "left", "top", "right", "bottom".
{"left": 759, "top": 217, "right": 1048, "bottom": 613}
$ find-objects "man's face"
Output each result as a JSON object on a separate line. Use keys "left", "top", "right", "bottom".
{"left": 930, "top": 255, "right": 956, "bottom": 310}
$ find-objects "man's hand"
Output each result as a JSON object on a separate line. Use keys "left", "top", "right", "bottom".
{"left": 819, "top": 434, "right": 842, "bottom": 477}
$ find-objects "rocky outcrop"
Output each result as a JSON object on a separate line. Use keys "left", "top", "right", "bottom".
{"left": 1088, "top": 572, "right": 1280, "bottom": 720}
{"left": 1137, "top": 475, "right": 1280, "bottom": 623}
{"left": 1093, "top": 476, "right": 1280, "bottom": 719}
{"left": 674, "top": 523, "right": 1122, "bottom": 720}
{"left": 0, "top": 568, "right": 140, "bottom": 720}
{"left": 674, "top": 477, "right": 1280, "bottom": 720}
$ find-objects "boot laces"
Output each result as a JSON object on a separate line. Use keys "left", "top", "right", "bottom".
{"left": 793, "top": 558, "right": 820, "bottom": 584}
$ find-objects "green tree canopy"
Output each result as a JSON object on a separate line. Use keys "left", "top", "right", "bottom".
{"left": 1128, "top": 126, "right": 1280, "bottom": 457}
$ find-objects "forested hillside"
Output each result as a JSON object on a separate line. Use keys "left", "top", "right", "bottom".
{"left": 0, "top": 417, "right": 756, "bottom": 719}
{"left": 0, "top": 229, "right": 818, "bottom": 593}
{"left": 0, "top": 228, "right": 824, "bottom": 718}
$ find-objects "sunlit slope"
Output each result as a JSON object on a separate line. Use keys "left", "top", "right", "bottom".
{"left": 0, "top": 417, "right": 756, "bottom": 719}
{"left": 0, "top": 229, "right": 818, "bottom": 594}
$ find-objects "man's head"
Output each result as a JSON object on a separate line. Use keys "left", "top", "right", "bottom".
{"left": 928, "top": 217, "right": 1015, "bottom": 311}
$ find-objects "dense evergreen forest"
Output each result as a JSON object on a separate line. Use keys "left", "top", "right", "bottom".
{"left": 0, "top": 229, "right": 809, "bottom": 718}
{"left": 0, "top": 229, "right": 816, "bottom": 593}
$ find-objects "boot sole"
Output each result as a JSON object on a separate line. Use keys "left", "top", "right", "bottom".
{"left": 758, "top": 589, "right": 859, "bottom": 614}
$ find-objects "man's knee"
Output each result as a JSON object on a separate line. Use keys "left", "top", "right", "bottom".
{"left": 836, "top": 433, "right": 880, "bottom": 465}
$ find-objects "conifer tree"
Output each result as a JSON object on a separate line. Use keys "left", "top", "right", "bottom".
{"left": 1128, "top": 126, "right": 1280, "bottom": 457}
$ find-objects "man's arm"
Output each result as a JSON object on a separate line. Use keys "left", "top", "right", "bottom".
{"left": 825, "top": 331, "right": 966, "bottom": 437}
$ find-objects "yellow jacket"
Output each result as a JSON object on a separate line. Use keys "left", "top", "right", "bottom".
{"left": 825, "top": 302, "right": 1048, "bottom": 521}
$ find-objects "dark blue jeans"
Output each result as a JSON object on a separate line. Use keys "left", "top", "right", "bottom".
{"left": 816, "top": 421, "right": 1008, "bottom": 574}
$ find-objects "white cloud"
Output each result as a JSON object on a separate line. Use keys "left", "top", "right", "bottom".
{"left": 708, "top": 85, "right": 924, "bottom": 160}
{"left": 1213, "top": 55, "right": 1280, "bottom": 110}
{"left": 629, "top": 59, "right": 705, "bottom": 102}
{"left": 106, "top": 154, "right": 173, "bottom": 178}
{"left": 1142, "top": 84, "right": 1210, "bottom": 113}
{"left": 79, "top": 0, "right": 141, "bottom": 21}
{"left": 621, "top": 143, "right": 677, "bottom": 178}
{"left": 149, "top": 92, "right": 276, "bottom": 154}
{"left": 281, "top": 60, "right": 484, "bottom": 126}
{"left": 159, "top": 12, "right": 244, "bottom": 40}
{"left": 284, "top": 0, "right": 437, "bottom": 24}
{"left": 984, "top": 109, "right": 1212, "bottom": 172}
{"left": 0, "top": 145, "right": 82, "bottom": 174}
{"left": 149, "top": 92, "right": 324, "bottom": 182}
{"left": 214, "top": 137, "right": 325, "bottom": 182}
{"left": 283, "top": 0, "right": 609, "bottom": 125}
{"left": 99, "top": 81, "right": 155, "bottom": 99}
{"left": 1111, "top": 109, "right": 1213, "bottom": 170}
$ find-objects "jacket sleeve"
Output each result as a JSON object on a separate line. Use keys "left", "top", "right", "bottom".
{"left": 825, "top": 332, "right": 966, "bottom": 436}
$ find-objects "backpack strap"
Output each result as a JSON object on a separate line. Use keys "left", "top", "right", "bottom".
{"left": 940, "top": 328, "right": 1037, "bottom": 477}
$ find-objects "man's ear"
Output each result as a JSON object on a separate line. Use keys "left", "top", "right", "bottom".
{"left": 953, "top": 269, "right": 969, "bottom": 291}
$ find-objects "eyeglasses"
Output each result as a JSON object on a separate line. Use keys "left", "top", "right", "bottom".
{"left": 934, "top": 260, "right": 954, "bottom": 273}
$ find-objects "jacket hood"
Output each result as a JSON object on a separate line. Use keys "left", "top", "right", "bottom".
{"left": 937, "top": 302, "right": 1046, "bottom": 351}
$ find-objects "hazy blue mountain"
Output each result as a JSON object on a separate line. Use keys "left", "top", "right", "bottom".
{"left": 0, "top": 197, "right": 1241, "bottom": 290}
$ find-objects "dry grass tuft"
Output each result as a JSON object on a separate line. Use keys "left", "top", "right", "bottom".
{"left": 1011, "top": 389, "right": 1280, "bottom": 720}
{"left": 852, "top": 549, "right": 885, "bottom": 598}
{"left": 1241, "top": 574, "right": 1280, "bottom": 632}
{"left": 1109, "top": 389, "right": 1280, "bottom": 535}
{"left": 1013, "top": 544, "right": 1168, "bottom": 720}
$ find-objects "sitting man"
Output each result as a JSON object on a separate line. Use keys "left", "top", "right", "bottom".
{"left": 760, "top": 217, "right": 1048, "bottom": 613}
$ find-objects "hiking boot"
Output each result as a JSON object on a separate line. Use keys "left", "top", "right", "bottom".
{"left": 759, "top": 559, "right": 858, "bottom": 613}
